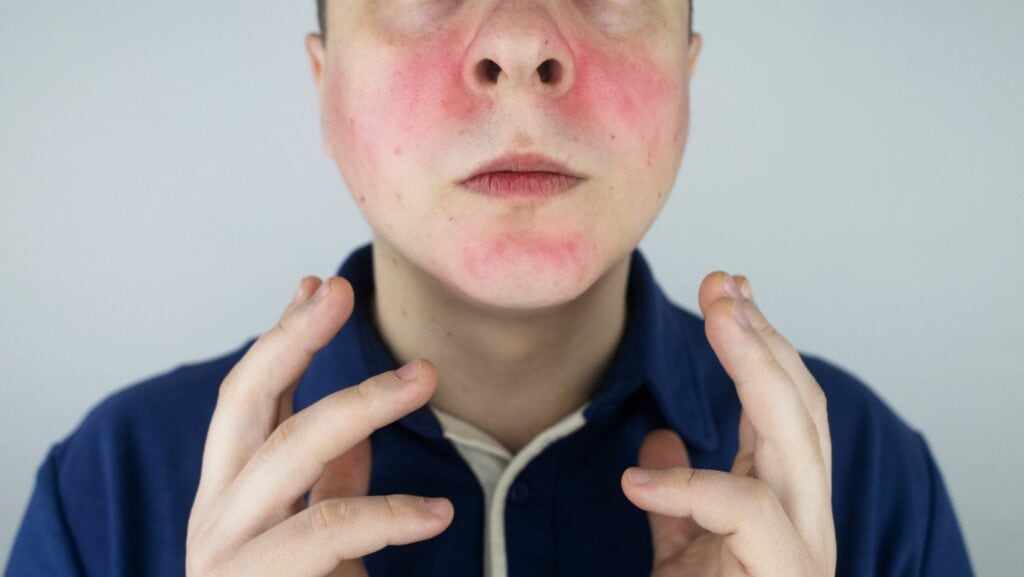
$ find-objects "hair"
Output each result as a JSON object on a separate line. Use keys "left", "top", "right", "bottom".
{"left": 316, "top": 1, "right": 693, "bottom": 41}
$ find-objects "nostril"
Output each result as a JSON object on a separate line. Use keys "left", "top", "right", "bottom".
{"left": 478, "top": 59, "right": 502, "bottom": 84}
{"left": 537, "top": 59, "right": 560, "bottom": 84}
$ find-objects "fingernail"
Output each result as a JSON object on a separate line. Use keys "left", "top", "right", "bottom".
{"left": 423, "top": 497, "right": 449, "bottom": 518}
{"left": 395, "top": 359, "right": 421, "bottom": 381}
{"left": 627, "top": 468, "right": 653, "bottom": 485}
{"left": 724, "top": 273, "right": 743, "bottom": 300}
{"left": 291, "top": 279, "right": 307, "bottom": 304}
{"left": 739, "top": 276, "right": 754, "bottom": 301}
{"left": 733, "top": 299, "right": 753, "bottom": 329}
{"left": 310, "top": 278, "right": 331, "bottom": 302}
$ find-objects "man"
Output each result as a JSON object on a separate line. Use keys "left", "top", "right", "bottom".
{"left": 5, "top": 2, "right": 974, "bottom": 576}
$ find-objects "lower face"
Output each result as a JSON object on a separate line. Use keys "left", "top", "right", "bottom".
{"left": 322, "top": 4, "right": 692, "bottom": 311}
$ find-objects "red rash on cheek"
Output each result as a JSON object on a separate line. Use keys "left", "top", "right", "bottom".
{"left": 560, "top": 39, "right": 672, "bottom": 126}
{"left": 385, "top": 29, "right": 677, "bottom": 148}
{"left": 388, "top": 28, "right": 483, "bottom": 137}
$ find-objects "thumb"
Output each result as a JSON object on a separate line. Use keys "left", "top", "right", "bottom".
{"left": 308, "top": 437, "right": 373, "bottom": 577}
{"left": 635, "top": 429, "right": 704, "bottom": 566}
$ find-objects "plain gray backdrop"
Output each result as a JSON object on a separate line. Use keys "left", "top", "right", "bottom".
{"left": 2, "top": 0, "right": 1021, "bottom": 573}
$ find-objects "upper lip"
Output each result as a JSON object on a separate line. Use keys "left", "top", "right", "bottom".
{"left": 461, "top": 152, "right": 583, "bottom": 182}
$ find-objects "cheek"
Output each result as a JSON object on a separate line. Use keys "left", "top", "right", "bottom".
{"left": 557, "top": 38, "right": 686, "bottom": 167}
{"left": 325, "top": 28, "right": 684, "bottom": 192}
{"left": 324, "top": 28, "right": 480, "bottom": 204}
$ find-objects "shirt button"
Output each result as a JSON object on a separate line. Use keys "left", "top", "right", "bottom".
{"left": 509, "top": 480, "right": 530, "bottom": 506}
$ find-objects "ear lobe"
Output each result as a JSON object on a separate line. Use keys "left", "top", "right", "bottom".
{"left": 686, "top": 32, "right": 702, "bottom": 78}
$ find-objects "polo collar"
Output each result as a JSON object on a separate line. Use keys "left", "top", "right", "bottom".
{"left": 293, "top": 242, "right": 719, "bottom": 453}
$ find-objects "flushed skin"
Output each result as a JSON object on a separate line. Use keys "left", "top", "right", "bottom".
{"left": 306, "top": 1, "right": 701, "bottom": 310}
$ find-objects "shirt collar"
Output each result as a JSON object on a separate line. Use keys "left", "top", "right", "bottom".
{"left": 293, "top": 242, "right": 719, "bottom": 453}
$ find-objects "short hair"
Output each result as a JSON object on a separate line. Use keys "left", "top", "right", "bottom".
{"left": 316, "top": 1, "right": 693, "bottom": 41}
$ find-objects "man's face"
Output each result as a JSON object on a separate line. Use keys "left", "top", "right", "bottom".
{"left": 307, "top": 1, "right": 701, "bottom": 310}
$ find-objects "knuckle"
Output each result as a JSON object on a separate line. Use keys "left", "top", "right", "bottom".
{"left": 748, "top": 478, "right": 779, "bottom": 516}
{"left": 810, "top": 387, "right": 828, "bottom": 415}
{"left": 266, "top": 415, "right": 302, "bottom": 455}
{"left": 380, "top": 494, "right": 402, "bottom": 521}
{"left": 755, "top": 346, "right": 783, "bottom": 374}
{"left": 799, "top": 417, "right": 822, "bottom": 450}
{"left": 680, "top": 467, "right": 699, "bottom": 489}
{"left": 215, "top": 379, "right": 238, "bottom": 406}
{"left": 381, "top": 494, "right": 423, "bottom": 522}
{"left": 749, "top": 308, "right": 777, "bottom": 338}
{"left": 307, "top": 499, "right": 351, "bottom": 535}
{"left": 216, "top": 368, "right": 248, "bottom": 405}
{"left": 379, "top": 494, "right": 431, "bottom": 530}
{"left": 351, "top": 378, "right": 386, "bottom": 428}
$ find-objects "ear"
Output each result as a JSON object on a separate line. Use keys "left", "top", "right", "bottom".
{"left": 686, "top": 32, "right": 702, "bottom": 79}
{"left": 304, "top": 33, "right": 334, "bottom": 157}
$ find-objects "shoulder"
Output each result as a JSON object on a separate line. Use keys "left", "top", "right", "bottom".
{"left": 10, "top": 336, "right": 259, "bottom": 577}
{"left": 673, "top": 303, "right": 974, "bottom": 575}
{"left": 60, "top": 336, "right": 257, "bottom": 461}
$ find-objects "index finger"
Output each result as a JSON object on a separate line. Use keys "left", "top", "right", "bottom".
{"left": 194, "top": 276, "right": 355, "bottom": 507}
{"left": 731, "top": 274, "right": 832, "bottom": 494}
{"left": 702, "top": 295, "right": 830, "bottom": 544}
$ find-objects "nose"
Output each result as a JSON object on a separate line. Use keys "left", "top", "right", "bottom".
{"left": 462, "top": 1, "right": 577, "bottom": 102}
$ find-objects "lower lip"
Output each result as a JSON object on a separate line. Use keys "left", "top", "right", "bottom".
{"left": 461, "top": 171, "right": 583, "bottom": 198}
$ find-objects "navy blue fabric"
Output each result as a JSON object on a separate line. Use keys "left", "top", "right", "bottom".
{"left": 5, "top": 242, "right": 975, "bottom": 576}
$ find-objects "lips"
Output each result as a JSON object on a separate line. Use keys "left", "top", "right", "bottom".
{"left": 460, "top": 152, "right": 584, "bottom": 198}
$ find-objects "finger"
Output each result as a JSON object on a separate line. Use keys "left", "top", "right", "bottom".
{"left": 309, "top": 438, "right": 373, "bottom": 506}
{"left": 309, "top": 439, "right": 374, "bottom": 577}
{"left": 210, "top": 359, "right": 438, "bottom": 545}
{"left": 730, "top": 409, "right": 757, "bottom": 478}
{"left": 623, "top": 467, "right": 815, "bottom": 577}
{"left": 229, "top": 494, "right": 453, "bottom": 577}
{"left": 195, "top": 276, "right": 354, "bottom": 507}
{"left": 700, "top": 294, "right": 830, "bottom": 543}
{"left": 700, "top": 271, "right": 832, "bottom": 495}
{"left": 731, "top": 274, "right": 832, "bottom": 496}
{"left": 634, "top": 429, "right": 704, "bottom": 564}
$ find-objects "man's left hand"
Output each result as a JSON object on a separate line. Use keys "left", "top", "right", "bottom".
{"left": 620, "top": 272, "right": 837, "bottom": 577}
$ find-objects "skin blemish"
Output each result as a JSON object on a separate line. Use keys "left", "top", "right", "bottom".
{"left": 459, "top": 229, "right": 585, "bottom": 284}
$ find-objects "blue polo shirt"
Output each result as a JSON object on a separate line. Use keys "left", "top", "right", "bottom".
{"left": 5, "top": 242, "right": 975, "bottom": 576}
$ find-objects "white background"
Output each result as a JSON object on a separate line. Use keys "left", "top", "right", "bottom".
{"left": 2, "top": 1, "right": 1021, "bottom": 574}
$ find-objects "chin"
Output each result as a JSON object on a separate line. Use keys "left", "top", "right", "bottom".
{"left": 432, "top": 232, "right": 612, "bottom": 315}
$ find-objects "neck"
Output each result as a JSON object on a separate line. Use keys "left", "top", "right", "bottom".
{"left": 368, "top": 236, "right": 631, "bottom": 454}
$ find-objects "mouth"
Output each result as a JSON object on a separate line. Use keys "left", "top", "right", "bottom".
{"left": 459, "top": 152, "right": 585, "bottom": 199}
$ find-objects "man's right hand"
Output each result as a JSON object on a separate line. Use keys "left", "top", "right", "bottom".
{"left": 185, "top": 275, "right": 453, "bottom": 577}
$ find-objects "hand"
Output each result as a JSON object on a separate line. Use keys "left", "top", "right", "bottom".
{"left": 620, "top": 272, "right": 837, "bottom": 577}
{"left": 186, "top": 276, "right": 453, "bottom": 577}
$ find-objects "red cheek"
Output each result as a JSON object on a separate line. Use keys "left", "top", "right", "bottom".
{"left": 557, "top": 37, "right": 679, "bottom": 159}
{"left": 388, "top": 28, "right": 484, "bottom": 136}
{"left": 386, "top": 30, "right": 675, "bottom": 143}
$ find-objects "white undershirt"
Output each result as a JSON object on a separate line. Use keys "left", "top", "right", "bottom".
{"left": 430, "top": 403, "right": 591, "bottom": 577}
